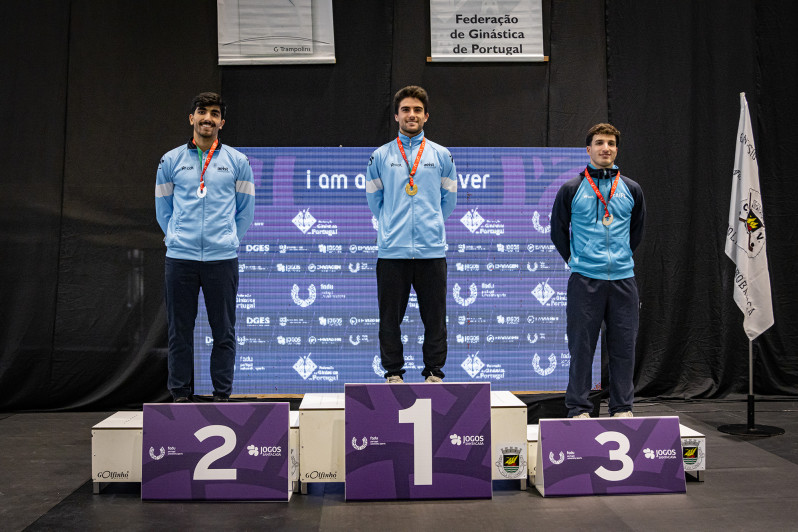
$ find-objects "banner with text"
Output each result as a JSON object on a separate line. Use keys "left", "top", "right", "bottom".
{"left": 430, "top": 0, "right": 544, "bottom": 62}
{"left": 217, "top": 0, "right": 335, "bottom": 65}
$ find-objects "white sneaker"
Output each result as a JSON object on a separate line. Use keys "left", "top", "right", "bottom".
{"left": 572, "top": 412, "right": 591, "bottom": 419}
{"left": 425, "top": 375, "right": 443, "bottom": 383}
{"left": 386, "top": 375, "right": 403, "bottom": 384}
{"left": 612, "top": 411, "right": 633, "bottom": 418}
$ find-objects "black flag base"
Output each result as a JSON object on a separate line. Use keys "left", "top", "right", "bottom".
{"left": 718, "top": 395, "right": 785, "bottom": 438}
{"left": 718, "top": 423, "right": 784, "bottom": 437}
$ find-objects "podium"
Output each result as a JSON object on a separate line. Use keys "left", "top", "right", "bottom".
{"left": 533, "top": 417, "right": 686, "bottom": 496}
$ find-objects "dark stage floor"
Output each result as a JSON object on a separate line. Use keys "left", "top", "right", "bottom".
{"left": 2, "top": 397, "right": 797, "bottom": 531}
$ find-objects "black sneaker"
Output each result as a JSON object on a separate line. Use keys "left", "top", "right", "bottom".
{"left": 213, "top": 396, "right": 230, "bottom": 402}
{"left": 174, "top": 396, "right": 191, "bottom": 403}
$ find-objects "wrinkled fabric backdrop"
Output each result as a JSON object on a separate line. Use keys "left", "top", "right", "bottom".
{"left": 1, "top": 0, "right": 796, "bottom": 410}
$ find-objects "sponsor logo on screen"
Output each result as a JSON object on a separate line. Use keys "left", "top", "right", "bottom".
{"left": 532, "top": 353, "right": 557, "bottom": 376}
{"left": 317, "top": 244, "right": 343, "bottom": 253}
{"left": 455, "top": 262, "right": 480, "bottom": 272}
{"left": 496, "top": 243, "right": 520, "bottom": 252}
{"left": 527, "top": 244, "right": 557, "bottom": 253}
{"left": 461, "top": 352, "right": 485, "bottom": 378}
{"left": 453, "top": 283, "right": 478, "bottom": 306}
{"left": 291, "top": 284, "right": 316, "bottom": 307}
{"left": 292, "top": 209, "right": 316, "bottom": 234}
{"left": 480, "top": 282, "right": 507, "bottom": 298}
{"left": 531, "top": 281, "right": 556, "bottom": 305}
{"left": 461, "top": 208, "right": 485, "bottom": 233}
{"left": 236, "top": 294, "right": 256, "bottom": 310}
{"left": 532, "top": 211, "right": 551, "bottom": 234}
{"left": 245, "top": 244, "right": 270, "bottom": 253}
{"left": 527, "top": 315, "right": 559, "bottom": 324}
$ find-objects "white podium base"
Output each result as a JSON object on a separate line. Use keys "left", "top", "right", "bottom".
{"left": 297, "top": 389, "right": 530, "bottom": 493}
{"left": 91, "top": 409, "right": 300, "bottom": 494}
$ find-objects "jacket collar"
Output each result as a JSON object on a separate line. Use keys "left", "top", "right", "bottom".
{"left": 398, "top": 130, "right": 425, "bottom": 146}
{"left": 584, "top": 163, "right": 620, "bottom": 179}
{"left": 187, "top": 138, "right": 223, "bottom": 152}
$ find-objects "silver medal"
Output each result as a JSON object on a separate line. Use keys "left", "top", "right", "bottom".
{"left": 196, "top": 185, "right": 207, "bottom": 198}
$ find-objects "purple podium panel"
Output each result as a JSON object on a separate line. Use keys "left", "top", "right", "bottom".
{"left": 536, "top": 416, "right": 686, "bottom": 497}
{"left": 345, "top": 383, "right": 492, "bottom": 500}
{"left": 142, "top": 403, "right": 290, "bottom": 501}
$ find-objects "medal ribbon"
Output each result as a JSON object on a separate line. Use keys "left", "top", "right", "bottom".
{"left": 583, "top": 167, "right": 620, "bottom": 220}
{"left": 397, "top": 137, "right": 426, "bottom": 190}
{"left": 194, "top": 138, "right": 219, "bottom": 194}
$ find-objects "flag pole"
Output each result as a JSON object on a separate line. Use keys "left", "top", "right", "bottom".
{"left": 718, "top": 339, "right": 783, "bottom": 437}
{"left": 718, "top": 92, "right": 782, "bottom": 438}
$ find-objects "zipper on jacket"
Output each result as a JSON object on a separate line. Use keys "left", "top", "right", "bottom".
{"left": 410, "top": 138, "right": 416, "bottom": 258}
{"left": 199, "top": 150, "right": 206, "bottom": 260}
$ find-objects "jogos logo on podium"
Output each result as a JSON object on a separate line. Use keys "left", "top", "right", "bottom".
{"left": 142, "top": 403, "right": 291, "bottom": 501}
{"left": 345, "top": 383, "right": 492, "bottom": 500}
{"left": 535, "top": 416, "right": 686, "bottom": 496}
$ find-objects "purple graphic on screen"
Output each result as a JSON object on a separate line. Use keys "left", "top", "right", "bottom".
{"left": 345, "top": 383, "right": 492, "bottom": 500}
{"left": 142, "top": 403, "right": 290, "bottom": 501}
{"left": 193, "top": 147, "right": 599, "bottom": 395}
{"left": 538, "top": 417, "right": 686, "bottom": 496}
{"left": 272, "top": 156, "right": 296, "bottom": 205}
{"left": 501, "top": 156, "right": 526, "bottom": 205}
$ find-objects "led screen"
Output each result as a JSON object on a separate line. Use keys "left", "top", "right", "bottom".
{"left": 193, "top": 147, "right": 601, "bottom": 393}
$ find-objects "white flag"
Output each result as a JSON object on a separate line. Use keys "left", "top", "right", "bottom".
{"left": 724, "top": 93, "right": 774, "bottom": 339}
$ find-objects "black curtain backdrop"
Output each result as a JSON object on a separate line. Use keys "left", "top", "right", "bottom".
{"left": 1, "top": 0, "right": 795, "bottom": 411}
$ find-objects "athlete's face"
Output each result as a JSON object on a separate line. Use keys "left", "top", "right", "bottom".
{"left": 587, "top": 134, "right": 618, "bottom": 169}
{"left": 395, "top": 97, "right": 428, "bottom": 138}
{"left": 189, "top": 105, "right": 225, "bottom": 142}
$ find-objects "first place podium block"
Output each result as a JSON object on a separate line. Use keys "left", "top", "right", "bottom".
{"left": 344, "top": 382, "right": 492, "bottom": 501}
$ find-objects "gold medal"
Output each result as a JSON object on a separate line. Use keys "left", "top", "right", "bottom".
{"left": 602, "top": 214, "right": 614, "bottom": 226}
{"left": 405, "top": 183, "right": 418, "bottom": 196}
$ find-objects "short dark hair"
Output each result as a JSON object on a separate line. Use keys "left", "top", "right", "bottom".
{"left": 393, "top": 85, "right": 429, "bottom": 114}
{"left": 191, "top": 92, "right": 226, "bottom": 119}
{"left": 586, "top": 123, "right": 620, "bottom": 146}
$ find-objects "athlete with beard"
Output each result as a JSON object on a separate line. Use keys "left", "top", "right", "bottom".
{"left": 155, "top": 92, "right": 255, "bottom": 402}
